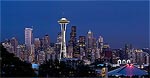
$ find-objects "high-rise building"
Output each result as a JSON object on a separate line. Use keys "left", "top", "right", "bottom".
{"left": 87, "top": 30, "right": 93, "bottom": 60}
{"left": 68, "top": 26, "right": 77, "bottom": 58}
{"left": 79, "top": 36, "right": 86, "bottom": 47}
{"left": 16, "top": 45, "right": 21, "bottom": 58}
{"left": 25, "top": 28, "right": 33, "bottom": 46}
{"left": 10, "top": 37, "right": 18, "bottom": 55}
{"left": 67, "top": 46, "right": 73, "bottom": 58}
{"left": 73, "top": 41, "right": 80, "bottom": 58}
{"left": 58, "top": 17, "right": 70, "bottom": 60}
{"left": 91, "top": 38, "right": 96, "bottom": 62}
{"left": 102, "top": 43, "right": 110, "bottom": 62}
{"left": 34, "top": 38, "right": 41, "bottom": 63}
{"left": 97, "top": 36, "right": 103, "bottom": 48}
{"left": 17, "top": 45, "right": 25, "bottom": 61}
{"left": 79, "top": 36, "right": 86, "bottom": 59}
{"left": 34, "top": 38, "right": 41, "bottom": 50}
{"left": 69, "top": 26, "right": 77, "bottom": 46}
{"left": 38, "top": 51, "right": 45, "bottom": 64}
{"left": 124, "top": 44, "right": 132, "bottom": 59}
{"left": 43, "top": 35, "right": 50, "bottom": 49}
{"left": 97, "top": 36, "right": 104, "bottom": 59}
{"left": 43, "top": 35, "right": 50, "bottom": 61}
{"left": 40, "top": 38, "right": 44, "bottom": 51}
{"left": 87, "top": 30, "right": 93, "bottom": 48}
{"left": 105, "top": 50, "right": 112, "bottom": 63}
{"left": 55, "top": 32, "right": 61, "bottom": 60}
{"left": 29, "top": 44, "right": 35, "bottom": 63}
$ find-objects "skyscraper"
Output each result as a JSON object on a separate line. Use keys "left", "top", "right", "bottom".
{"left": 34, "top": 38, "right": 41, "bottom": 50}
{"left": 79, "top": 36, "right": 86, "bottom": 59}
{"left": 55, "top": 32, "right": 61, "bottom": 60}
{"left": 43, "top": 35, "right": 50, "bottom": 50}
{"left": 10, "top": 37, "right": 18, "bottom": 55}
{"left": 124, "top": 44, "right": 132, "bottom": 59}
{"left": 97, "top": 36, "right": 104, "bottom": 59}
{"left": 58, "top": 17, "right": 70, "bottom": 60}
{"left": 25, "top": 28, "right": 33, "bottom": 46}
{"left": 29, "top": 44, "right": 35, "bottom": 63}
{"left": 34, "top": 38, "right": 41, "bottom": 63}
{"left": 69, "top": 26, "right": 77, "bottom": 46}
{"left": 98, "top": 36, "right": 103, "bottom": 48}
{"left": 87, "top": 30, "right": 93, "bottom": 49}
{"left": 91, "top": 38, "right": 96, "bottom": 62}
{"left": 68, "top": 26, "right": 77, "bottom": 58}
{"left": 87, "top": 30, "right": 93, "bottom": 60}
{"left": 103, "top": 43, "right": 110, "bottom": 61}
{"left": 43, "top": 35, "right": 50, "bottom": 61}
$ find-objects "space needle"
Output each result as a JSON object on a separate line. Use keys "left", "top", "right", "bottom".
{"left": 58, "top": 17, "right": 70, "bottom": 60}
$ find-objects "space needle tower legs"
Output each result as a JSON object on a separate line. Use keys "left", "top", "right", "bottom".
{"left": 58, "top": 17, "right": 70, "bottom": 61}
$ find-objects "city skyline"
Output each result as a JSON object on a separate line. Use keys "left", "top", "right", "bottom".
{"left": 1, "top": 1, "right": 149, "bottom": 48}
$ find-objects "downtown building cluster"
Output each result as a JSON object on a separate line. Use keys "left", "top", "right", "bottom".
{"left": 2, "top": 18, "right": 149, "bottom": 68}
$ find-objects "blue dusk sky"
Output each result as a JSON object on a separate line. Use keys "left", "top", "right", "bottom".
{"left": 1, "top": 1, "right": 149, "bottom": 48}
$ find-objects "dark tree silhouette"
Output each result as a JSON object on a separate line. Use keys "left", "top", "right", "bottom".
{"left": 1, "top": 44, "right": 97, "bottom": 77}
{"left": 39, "top": 59, "right": 73, "bottom": 77}
{"left": 39, "top": 59, "right": 97, "bottom": 77}
{"left": 0, "top": 44, "right": 36, "bottom": 77}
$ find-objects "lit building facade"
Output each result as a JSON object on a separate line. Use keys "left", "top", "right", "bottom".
{"left": 91, "top": 38, "right": 96, "bottom": 62}
{"left": 43, "top": 34, "right": 50, "bottom": 50}
{"left": 124, "top": 44, "right": 132, "bottom": 59}
{"left": 79, "top": 36, "right": 86, "bottom": 59}
{"left": 28, "top": 44, "right": 35, "bottom": 63}
{"left": 69, "top": 26, "right": 77, "bottom": 58}
{"left": 34, "top": 38, "right": 41, "bottom": 50}
{"left": 43, "top": 35, "right": 50, "bottom": 61}
{"left": 25, "top": 28, "right": 33, "bottom": 46}
{"left": 87, "top": 30, "right": 93, "bottom": 61}
{"left": 55, "top": 32, "right": 61, "bottom": 60}
{"left": 10, "top": 37, "right": 18, "bottom": 55}
{"left": 97, "top": 36, "right": 104, "bottom": 59}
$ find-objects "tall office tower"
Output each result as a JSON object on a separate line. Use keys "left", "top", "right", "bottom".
{"left": 25, "top": 28, "right": 33, "bottom": 46}
{"left": 103, "top": 43, "right": 110, "bottom": 61}
{"left": 67, "top": 46, "right": 73, "bottom": 58}
{"left": 79, "top": 36, "right": 86, "bottom": 59}
{"left": 29, "top": 44, "right": 35, "bottom": 63}
{"left": 34, "top": 38, "right": 41, "bottom": 50}
{"left": 55, "top": 32, "right": 61, "bottom": 60}
{"left": 74, "top": 40, "right": 80, "bottom": 58}
{"left": 16, "top": 45, "right": 24, "bottom": 60}
{"left": 58, "top": 17, "right": 70, "bottom": 60}
{"left": 16, "top": 45, "right": 21, "bottom": 58}
{"left": 104, "top": 49, "right": 112, "bottom": 63}
{"left": 44, "top": 35, "right": 50, "bottom": 50}
{"left": 38, "top": 51, "right": 45, "bottom": 64}
{"left": 98, "top": 36, "right": 103, "bottom": 48}
{"left": 10, "top": 37, "right": 18, "bottom": 55}
{"left": 34, "top": 38, "right": 41, "bottom": 63}
{"left": 16, "top": 45, "right": 25, "bottom": 61}
{"left": 97, "top": 36, "right": 104, "bottom": 59}
{"left": 68, "top": 26, "right": 77, "bottom": 58}
{"left": 40, "top": 38, "right": 44, "bottom": 50}
{"left": 43, "top": 35, "right": 50, "bottom": 61}
{"left": 87, "top": 30, "right": 93, "bottom": 60}
{"left": 92, "top": 38, "right": 97, "bottom": 49}
{"left": 69, "top": 26, "right": 77, "bottom": 46}
{"left": 56, "top": 32, "right": 62, "bottom": 43}
{"left": 91, "top": 38, "right": 96, "bottom": 62}
{"left": 124, "top": 44, "right": 132, "bottom": 59}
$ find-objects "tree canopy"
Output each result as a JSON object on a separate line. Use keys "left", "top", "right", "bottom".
{"left": 1, "top": 44, "right": 36, "bottom": 77}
